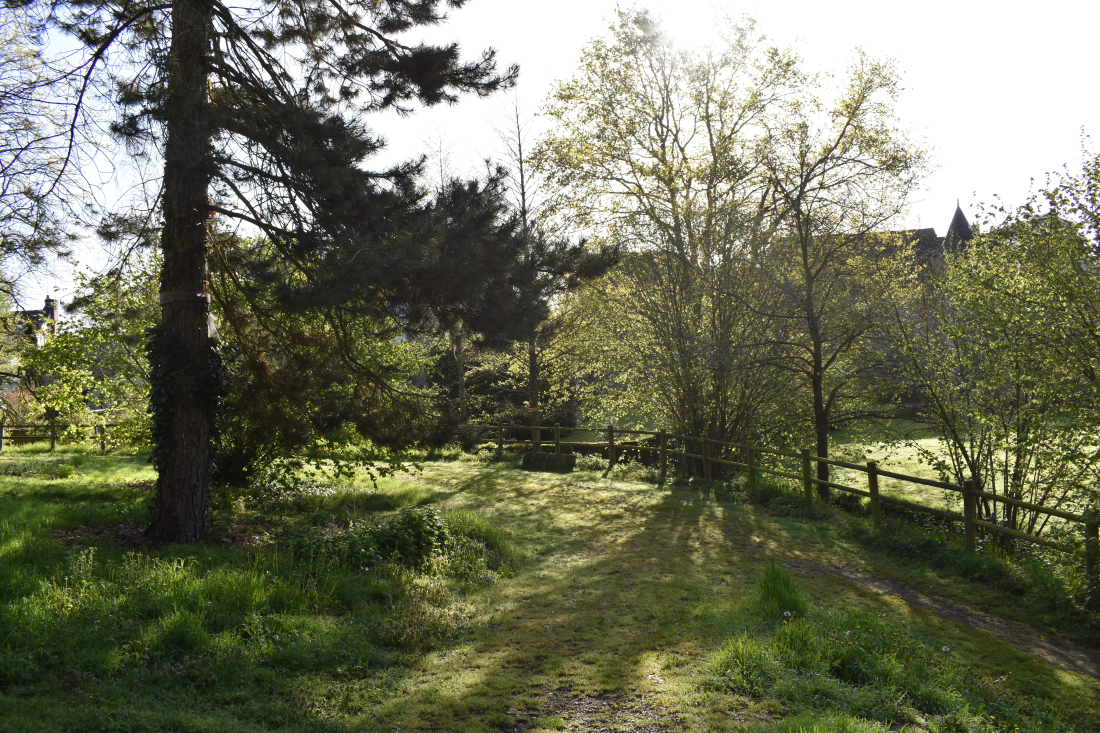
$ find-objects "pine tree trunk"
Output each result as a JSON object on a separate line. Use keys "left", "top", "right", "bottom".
{"left": 146, "top": 0, "right": 215, "bottom": 544}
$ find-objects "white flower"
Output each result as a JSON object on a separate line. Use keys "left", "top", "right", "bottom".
{"left": 784, "top": 611, "right": 791, "bottom": 617}
{"left": 942, "top": 646, "right": 950, "bottom": 652}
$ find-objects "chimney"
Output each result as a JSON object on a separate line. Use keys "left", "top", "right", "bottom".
{"left": 43, "top": 297, "right": 58, "bottom": 336}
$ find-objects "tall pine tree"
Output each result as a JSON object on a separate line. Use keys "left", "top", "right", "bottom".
{"left": 44, "top": 0, "right": 535, "bottom": 542}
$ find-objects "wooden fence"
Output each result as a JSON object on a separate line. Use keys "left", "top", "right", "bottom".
{"left": 482, "top": 422, "right": 1100, "bottom": 602}
{"left": 0, "top": 423, "right": 114, "bottom": 451}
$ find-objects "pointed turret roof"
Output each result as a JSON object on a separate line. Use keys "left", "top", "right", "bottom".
{"left": 944, "top": 200, "right": 973, "bottom": 249}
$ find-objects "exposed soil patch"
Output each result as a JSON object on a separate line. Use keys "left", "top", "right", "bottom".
{"left": 53, "top": 520, "right": 272, "bottom": 550}
{"left": 210, "top": 520, "right": 274, "bottom": 548}
{"left": 524, "top": 689, "right": 682, "bottom": 732}
{"left": 785, "top": 561, "right": 1100, "bottom": 679}
{"left": 54, "top": 522, "right": 159, "bottom": 549}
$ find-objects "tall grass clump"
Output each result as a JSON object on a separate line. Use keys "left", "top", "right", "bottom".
{"left": 744, "top": 560, "right": 809, "bottom": 621}
{"left": 709, "top": 563, "right": 1079, "bottom": 732}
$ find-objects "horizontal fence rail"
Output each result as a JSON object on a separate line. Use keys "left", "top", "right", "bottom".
{"left": 0, "top": 422, "right": 117, "bottom": 451}
{"left": 475, "top": 422, "right": 1100, "bottom": 604}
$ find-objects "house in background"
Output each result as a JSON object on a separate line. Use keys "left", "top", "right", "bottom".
{"left": 4, "top": 297, "right": 60, "bottom": 346}
{"left": 894, "top": 202, "right": 975, "bottom": 269}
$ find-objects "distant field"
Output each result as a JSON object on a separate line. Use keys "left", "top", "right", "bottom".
{"left": 832, "top": 430, "right": 960, "bottom": 511}
{"left": 562, "top": 418, "right": 962, "bottom": 511}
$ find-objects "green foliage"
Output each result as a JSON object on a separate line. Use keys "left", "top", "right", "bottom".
{"left": 273, "top": 506, "right": 516, "bottom": 578}
{"left": 2, "top": 450, "right": 1096, "bottom": 730}
{"left": 882, "top": 152, "right": 1100, "bottom": 534}
{"left": 846, "top": 519, "right": 1098, "bottom": 637}
{"left": 537, "top": 11, "right": 799, "bottom": 445}
{"left": 538, "top": 11, "right": 924, "bottom": 466}
{"left": 754, "top": 714, "right": 886, "bottom": 733}
{"left": 0, "top": 452, "right": 516, "bottom": 725}
{"left": 696, "top": 469, "right": 1099, "bottom": 642}
{"left": 14, "top": 252, "right": 160, "bottom": 448}
{"left": 211, "top": 234, "right": 441, "bottom": 484}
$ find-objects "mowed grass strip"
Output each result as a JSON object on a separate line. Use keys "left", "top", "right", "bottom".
{"left": 1, "top": 448, "right": 1097, "bottom": 732}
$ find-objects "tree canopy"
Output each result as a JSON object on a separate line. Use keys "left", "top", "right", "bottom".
{"left": 537, "top": 10, "right": 926, "bottom": 480}
{"left": 39, "top": 0, "right": 554, "bottom": 541}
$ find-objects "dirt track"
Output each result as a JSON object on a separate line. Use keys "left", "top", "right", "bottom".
{"left": 785, "top": 561, "right": 1100, "bottom": 679}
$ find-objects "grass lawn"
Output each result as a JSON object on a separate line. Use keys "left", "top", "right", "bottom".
{"left": 1, "top": 445, "right": 1098, "bottom": 732}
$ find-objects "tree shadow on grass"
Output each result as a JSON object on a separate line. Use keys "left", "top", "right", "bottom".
{"left": 347, "top": 467, "right": 1100, "bottom": 732}
{"left": 3, "top": 464, "right": 1095, "bottom": 733}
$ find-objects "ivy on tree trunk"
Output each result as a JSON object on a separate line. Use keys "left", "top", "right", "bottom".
{"left": 146, "top": 0, "right": 219, "bottom": 543}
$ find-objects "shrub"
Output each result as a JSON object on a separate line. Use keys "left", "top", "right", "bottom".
{"left": 609, "top": 459, "right": 659, "bottom": 483}
{"left": 373, "top": 506, "right": 447, "bottom": 566}
{"left": 576, "top": 454, "right": 609, "bottom": 472}
{"left": 273, "top": 507, "right": 515, "bottom": 576}
{"left": 709, "top": 636, "right": 775, "bottom": 697}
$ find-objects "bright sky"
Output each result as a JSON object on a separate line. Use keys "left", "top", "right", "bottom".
{"left": 25, "top": 0, "right": 1099, "bottom": 308}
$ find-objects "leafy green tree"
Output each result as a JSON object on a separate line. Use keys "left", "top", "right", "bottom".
{"left": 536, "top": 11, "right": 800, "bottom": 453}
{"left": 883, "top": 156, "right": 1100, "bottom": 537}
{"left": 9, "top": 252, "right": 159, "bottom": 445}
{"left": 209, "top": 231, "right": 434, "bottom": 484}
{"left": 43, "top": 0, "right": 551, "bottom": 542}
{"left": 431, "top": 98, "right": 611, "bottom": 436}
{"left": 751, "top": 53, "right": 925, "bottom": 494}
{"left": 540, "top": 11, "right": 924, "bottom": 479}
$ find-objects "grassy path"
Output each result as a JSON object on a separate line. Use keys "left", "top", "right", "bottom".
{"left": 342, "top": 462, "right": 1100, "bottom": 731}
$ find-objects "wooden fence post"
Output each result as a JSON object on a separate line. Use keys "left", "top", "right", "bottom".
{"left": 0, "top": 419, "right": 5, "bottom": 451}
{"left": 607, "top": 424, "right": 616, "bottom": 469}
{"left": 658, "top": 429, "right": 667, "bottom": 485}
{"left": 746, "top": 443, "right": 757, "bottom": 493}
{"left": 497, "top": 424, "right": 504, "bottom": 455}
{"left": 50, "top": 421, "right": 56, "bottom": 451}
{"left": 962, "top": 479, "right": 977, "bottom": 553}
{"left": 1086, "top": 519, "right": 1099, "bottom": 611}
{"left": 868, "top": 461, "right": 882, "bottom": 525}
{"left": 554, "top": 423, "right": 561, "bottom": 454}
{"left": 702, "top": 438, "right": 712, "bottom": 481}
{"left": 801, "top": 449, "right": 812, "bottom": 501}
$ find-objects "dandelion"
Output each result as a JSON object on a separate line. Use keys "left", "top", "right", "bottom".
{"left": 845, "top": 631, "right": 851, "bottom": 637}
{"left": 784, "top": 611, "right": 791, "bottom": 617}
{"left": 942, "top": 646, "right": 950, "bottom": 652}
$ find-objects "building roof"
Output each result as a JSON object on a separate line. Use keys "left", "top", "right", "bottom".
{"left": 944, "top": 201, "right": 974, "bottom": 250}
{"left": 4, "top": 297, "right": 59, "bottom": 343}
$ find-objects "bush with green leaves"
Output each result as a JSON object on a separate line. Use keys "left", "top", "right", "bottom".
{"left": 273, "top": 507, "right": 516, "bottom": 577}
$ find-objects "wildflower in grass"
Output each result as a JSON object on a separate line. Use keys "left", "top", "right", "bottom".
{"left": 942, "top": 645, "right": 950, "bottom": 652}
